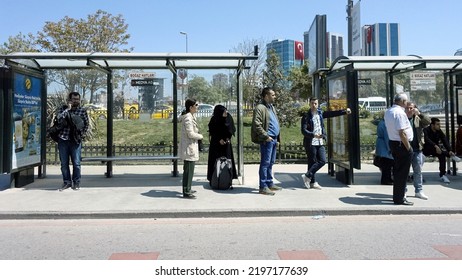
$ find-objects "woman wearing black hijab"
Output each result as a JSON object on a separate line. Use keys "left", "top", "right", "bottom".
{"left": 207, "top": 105, "right": 238, "bottom": 185}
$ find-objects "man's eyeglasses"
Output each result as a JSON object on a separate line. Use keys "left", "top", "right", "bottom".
{"left": 194, "top": 104, "right": 199, "bottom": 107}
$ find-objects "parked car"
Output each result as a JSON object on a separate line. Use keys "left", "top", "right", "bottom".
{"left": 196, "top": 104, "right": 214, "bottom": 118}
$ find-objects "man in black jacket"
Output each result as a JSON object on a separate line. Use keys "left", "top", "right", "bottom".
{"left": 301, "top": 97, "right": 351, "bottom": 189}
{"left": 423, "top": 117, "right": 461, "bottom": 183}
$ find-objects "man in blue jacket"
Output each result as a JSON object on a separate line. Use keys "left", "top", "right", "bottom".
{"left": 301, "top": 97, "right": 351, "bottom": 189}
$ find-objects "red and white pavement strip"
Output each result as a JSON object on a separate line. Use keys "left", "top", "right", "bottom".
{"left": 107, "top": 245, "right": 462, "bottom": 260}
{"left": 277, "top": 250, "right": 328, "bottom": 260}
{"left": 109, "top": 252, "right": 160, "bottom": 260}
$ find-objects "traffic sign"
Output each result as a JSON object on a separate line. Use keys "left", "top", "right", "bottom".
{"left": 129, "top": 72, "right": 155, "bottom": 79}
{"left": 131, "top": 79, "right": 158, "bottom": 86}
{"left": 358, "top": 78, "right": 372, "bottom": 85}
{"left": 178, "top": 69, "right": 187, "bottom": 80}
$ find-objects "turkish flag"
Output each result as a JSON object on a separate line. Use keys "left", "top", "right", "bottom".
{"left": 295, "top": 41, "right": 304, "bottom": 60}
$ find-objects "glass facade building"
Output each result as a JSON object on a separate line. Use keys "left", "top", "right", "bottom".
{"left": 327, "top": 32, "right": 344, "bottom": 62}
{"left": 362, "top": 23, "right": 400, "bottom": 56}
{"left": 266, "top": 39, "right": 303, "bottom": 76}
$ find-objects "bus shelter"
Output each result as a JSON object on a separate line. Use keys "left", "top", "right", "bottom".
{"left": 325, "top": 55, "right": 462, "bottom": 184}
{"left": 0, "top": 52, "right": 257, "bottom": 187}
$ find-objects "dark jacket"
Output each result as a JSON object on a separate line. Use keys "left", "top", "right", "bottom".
{"left": 301, "top": 108, "right": 347, "bottom": 146}
{"left": 409, "top": 113, "right": 430, "bottom": 151}
{"left": 423, "top": 126, "right": 452, "bottom": 155}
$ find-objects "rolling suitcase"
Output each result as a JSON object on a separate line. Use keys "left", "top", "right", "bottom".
{"left": 210, "top": 157, "right": 233, "bottom": 190}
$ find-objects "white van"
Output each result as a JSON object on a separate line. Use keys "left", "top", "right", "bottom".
{"left": 358, "top": 97, "right": 387, "bottom": 112}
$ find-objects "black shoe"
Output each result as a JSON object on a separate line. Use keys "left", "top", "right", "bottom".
{"left": 394, "top": 199, "right": 414, "bottom": 206}
{"left": 58, "top": 183, "right": 72, "bottom": 191}
{"left": 72, "top": 183, "right": 80, "bottom": 190}
{"left": 190, "top": 190, "right": 197, "bottom": 193}
{"left": 183, "top": 194, "right": 196, "bottom": 199}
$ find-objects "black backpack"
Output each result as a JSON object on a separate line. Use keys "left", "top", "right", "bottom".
{"left": 47, "top": 114, "right": 65, "bottom": 142}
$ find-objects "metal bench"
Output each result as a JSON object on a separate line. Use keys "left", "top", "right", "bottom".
{"left": 81, "top": 155, "right": 180, "bottom": 177}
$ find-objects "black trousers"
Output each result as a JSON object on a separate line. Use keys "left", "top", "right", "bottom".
{"left": 380, "top": 157, "right": 394, "bottom": 185}
{"left": 389, "top": 141, "right": 413, "bottom": 203}
{"left": 423, "top": 146, "right": 450, "bottom": 177}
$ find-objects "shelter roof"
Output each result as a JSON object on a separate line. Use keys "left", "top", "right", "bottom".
{"left": 330, "top": 55, "right": 462, "bottom": 72}
{"left": 0, "top": 52, "right": 257, "bottom": 70}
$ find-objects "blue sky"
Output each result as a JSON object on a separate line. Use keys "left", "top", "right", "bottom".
{"left": 1, "top": 0, "right": 461, "bottom": 56}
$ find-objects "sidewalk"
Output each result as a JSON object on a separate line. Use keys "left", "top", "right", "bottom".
{"left": 0, "top": 162, "right": 461, "bottom": 219}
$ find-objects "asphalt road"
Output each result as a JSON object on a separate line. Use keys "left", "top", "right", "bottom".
{"left": 1, "top": 214, "right": 461, "bottom": 260}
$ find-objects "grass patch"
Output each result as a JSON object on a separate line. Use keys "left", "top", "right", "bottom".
{"left": 86, "top": 115, "right": 379, "bottom": 146}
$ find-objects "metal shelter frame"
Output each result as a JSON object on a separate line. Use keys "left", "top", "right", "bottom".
{"left": 1, "top": 52, "right": 258, "bottom": 180}
{"left": 329, "top": 55, "right": 462, "bottom": 178}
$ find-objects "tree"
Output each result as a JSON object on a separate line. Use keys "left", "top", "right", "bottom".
{"left": 0, "top": 32, "right": 39, "bottom": 54}
{"left": 35, "top": 10, "right": 133, "bottom": 102}
{"left": 261, "top": 50, "right": 298, "bottom": 127}
{"left": 232, "top": 38, "right": 267, "bottom": 107}
{"left": 288, "top": 62, "right": 312, "bottom": 101}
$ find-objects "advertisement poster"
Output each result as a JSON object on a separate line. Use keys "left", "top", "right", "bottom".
{"left": 12, "top": 72, "right": 42, "bottom": 170}
{"left": 328, "top": 76, "right": 349, "bottom": 168}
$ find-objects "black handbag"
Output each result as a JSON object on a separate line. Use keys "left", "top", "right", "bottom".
{"left": 373, "top": 155, "right": 382, "bottom": 168}
{"left": 198, "top": 139, "right": 204, "bottom": 152}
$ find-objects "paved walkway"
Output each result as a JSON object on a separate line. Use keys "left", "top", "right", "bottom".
{"left": 0, "top": 162, "right": 461, "bottom": 219}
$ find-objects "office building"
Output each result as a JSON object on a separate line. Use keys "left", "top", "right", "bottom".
{"left": 266, "top": 39, "right": 304, "bottom": 76}
{"left": 362, "top": 23, "right": 400, "bottom": 56}
{"left": 327, "top": 32, "right": 344, "bottom": 62}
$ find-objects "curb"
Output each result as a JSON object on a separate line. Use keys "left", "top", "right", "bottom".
{"left": 1, "top": 208, "right": 462, "bottom": 220}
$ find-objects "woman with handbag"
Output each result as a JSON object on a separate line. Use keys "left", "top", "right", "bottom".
{"left": 179, "top": 98, "right": 203, "bottom": 199}
{"left": 375, "top": 116, "right": 394, "bottom": 185}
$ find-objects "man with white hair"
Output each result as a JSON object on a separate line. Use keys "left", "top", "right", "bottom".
{"left": 384, "top": 93, "right": 414, "bottom": 205}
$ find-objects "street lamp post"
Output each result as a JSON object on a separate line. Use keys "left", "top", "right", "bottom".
{"left": 179, "top": 32, "right": 188, "bottom": 106}
{"left": 180, "top": 31, "right": 188, "bottom": 53}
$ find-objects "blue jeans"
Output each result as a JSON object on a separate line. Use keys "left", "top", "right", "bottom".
{"left": 305, "top": 145, "right": 326, "bottom": 183}
{"left": 411, "top": 151, "right": 424, "bottom": 193}
{"left": 58, "top": 139, "right": 82, "bottom": 185}
{"left": 259, "top": 139, "right": 277, "bottom": 188}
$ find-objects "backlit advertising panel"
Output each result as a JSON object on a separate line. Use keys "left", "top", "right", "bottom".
{"left": 326, "top": 71, "right": 360, "bottom": 170}
{"left": 11, "top": 72, "right": 43, "bottom": 170}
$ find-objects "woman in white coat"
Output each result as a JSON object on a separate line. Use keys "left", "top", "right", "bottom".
{"left": 179, "top": 98, "right": 203, "bottom": 199}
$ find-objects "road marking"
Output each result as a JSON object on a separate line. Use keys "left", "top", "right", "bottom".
{"left": 108, "top": 252, "right": 160, "bottom": 260}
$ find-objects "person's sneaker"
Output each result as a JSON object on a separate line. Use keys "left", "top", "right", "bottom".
{"left": 259, "top": 187, "right": 275, "bottom": 195}
{"left": 269, "top": 185, "right": 282, "bottom": 191}
{"left": 301, "top": 174, "right": 310, "bottom": 188}
{"left": 440, "top": 175, "right": 450, "bottom": 183}
{"left": 71, "top": 183, "right": 80, "bottom": 190}
{"left": 415, "top": 192, "right": 428, "bottom": 200}
{"left": 451, "top": 155, "right": 461, "bottom": 162}
{"left": 309, "top": 182, "right": 322, "bottom": 190}
{"left": 58, "top": 183, "right": 72, "bottom": 191}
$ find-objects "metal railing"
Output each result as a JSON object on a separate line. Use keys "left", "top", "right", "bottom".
{"left": 45, "top": 141, "right": 377, "bottom": 165}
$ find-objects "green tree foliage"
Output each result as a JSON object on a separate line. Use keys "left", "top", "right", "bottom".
{"left": 288, "top": 61, "right": 312, "bottom": 101}
{"left": 187, "top": 75, "right": 228, "bottom": 104}
{"left": 0, "top": 32, "right": 39, "bottom": 54}
{"left": 261, "top": 50, "right": 298, "bottom": 127}
{"left": 34, "top": 10, "right": 133, "bottom": 102}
